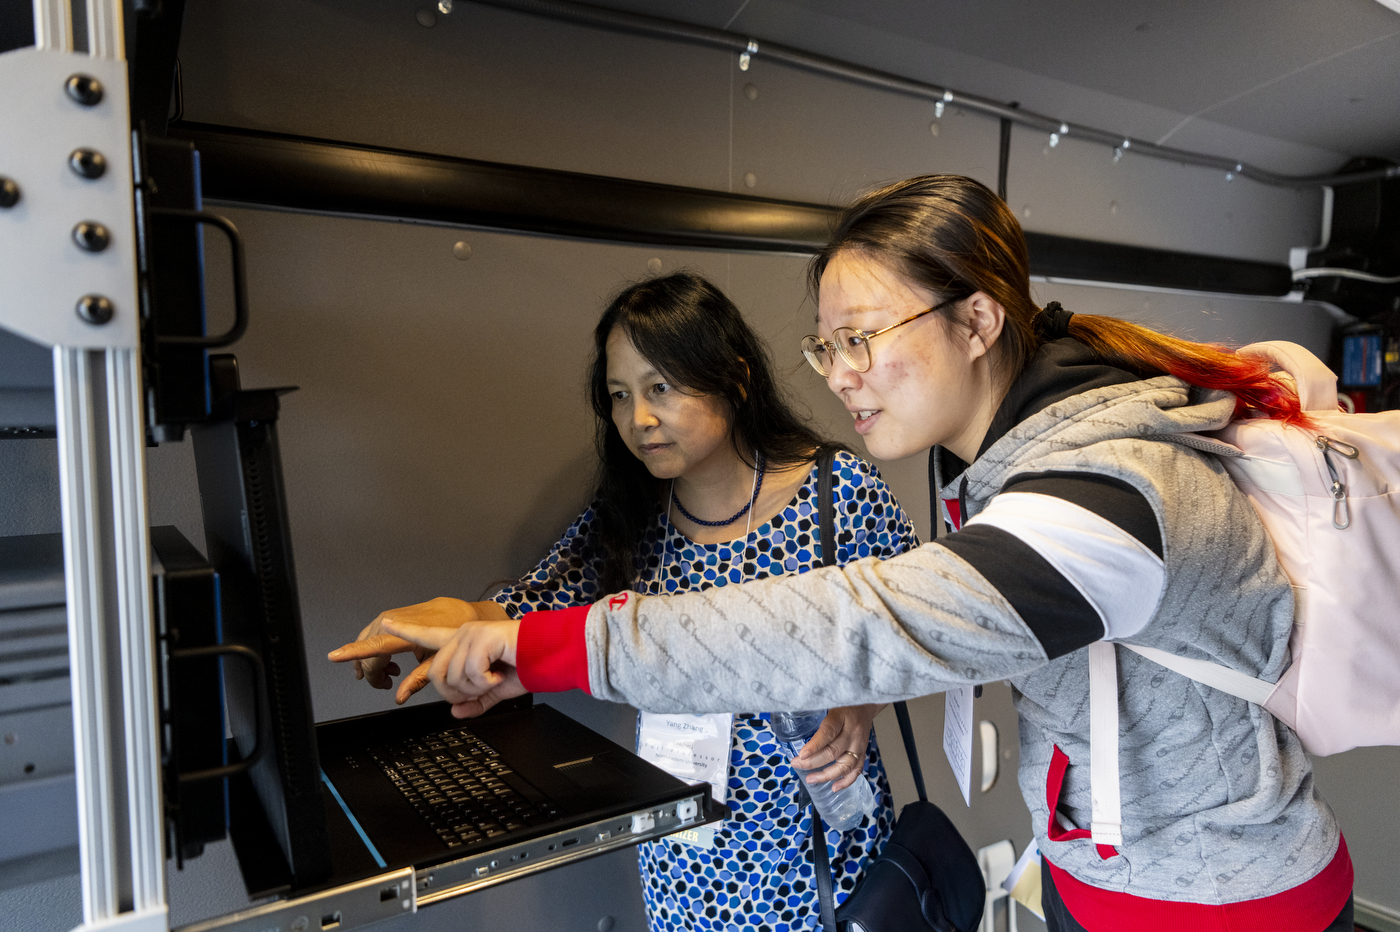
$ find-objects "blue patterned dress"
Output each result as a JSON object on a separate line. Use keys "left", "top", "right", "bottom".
{"left": 493, "top": 451, "right": 920, "bottom": 932}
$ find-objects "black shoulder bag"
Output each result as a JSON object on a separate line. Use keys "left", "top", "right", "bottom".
{"left": 803, "top": 450, "right": 985, "bottom": 932}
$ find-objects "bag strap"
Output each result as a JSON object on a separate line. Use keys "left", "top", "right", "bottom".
{"left": 1087, "top": 641, "right": 1124, "bottom": 848}
{"left": 808, "top": 795, "right": 839, "bottom": 932}
{"left": 1122, "top": 643, "right": 1277, "bottom": 705}
{"left": 1087, "top": 641, "right": 1282, "bottom": 849}
{"left": 895, "top": 699, "right": 928, "bottom": 803}
{"left": 811, "top": 448, "right": 932, "bottom": 930}
{"left": 819, "top": 447, "right": 836, "bottom": 570}
{"left": 810, "top": 447, "right": 840, "bottom": 932}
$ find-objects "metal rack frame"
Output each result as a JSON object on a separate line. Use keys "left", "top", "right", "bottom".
{"left": 3, "top": 2, "right": 162, "bottom": 929}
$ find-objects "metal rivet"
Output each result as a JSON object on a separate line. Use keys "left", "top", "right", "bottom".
{"left": 743, "top": 172, "right": 757, "bottom": 189}
{"left": 929, "top": 121, "right": 940, "bottom": 137}
{"left": 0, "top": 177, "right": 19, "bottom": 208}
{"left": 438, "top": 0, "right": 453, "bottom": 12}
{"left": 65, "top": 74, "right": 104, "bottom": 106}
{"left": 76, "top": 295, "right": 115, "bottom": 325}
{"left": 290, "top": 918, "right": 309, "bottom": 932}
{"left": 73, "top": 221, "right": 111, "bottom": 252}
{"left": 598, "top": 917, "right": 615, "bottom": 932}
{"left": 416, "top": 7, "right": 436, "bottom": 26}
{"left": 646, "top": 257, "right": 662, "bottom": 274}
{"left": 69, "top": 148, "right": 107, "bottom": 180}
{"left": 452, "top": 241, "right": 472, "bottom": 260}
{"left": 744, "top": 83, "right": 758, "bottom": 101}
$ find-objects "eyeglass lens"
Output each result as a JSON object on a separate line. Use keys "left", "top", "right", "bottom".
{"left": 801, "top": 330, "right": 870, "bottom": 376}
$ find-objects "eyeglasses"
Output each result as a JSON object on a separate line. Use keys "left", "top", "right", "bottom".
{"left": 800, "top": 296, "right": 963, "bottom": 377}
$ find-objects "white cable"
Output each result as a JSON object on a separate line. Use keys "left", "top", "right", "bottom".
{"left": 1293, "top": 267, "right": 1400, "bottom": 284}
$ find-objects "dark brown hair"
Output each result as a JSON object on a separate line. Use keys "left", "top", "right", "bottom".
{"left": 587, "top": 272, "right": 831, "bottom": 593}
{"left": 811, "top": 175, "right": 1309, "bottom": 425}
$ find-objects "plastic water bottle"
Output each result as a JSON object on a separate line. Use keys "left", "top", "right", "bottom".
{"left": 770, "top": 709, "right": 877, "bottom": 831}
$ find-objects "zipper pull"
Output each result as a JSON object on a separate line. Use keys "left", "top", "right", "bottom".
{"left": 1316, "top": 436, "right": 1358, "bottom": 529}
{"left": 1317, "top": 436, "right": 1359, "bottom": 460}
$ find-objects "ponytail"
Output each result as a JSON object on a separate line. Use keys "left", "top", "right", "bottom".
{"left": 1065, "top": 312, "right": 1314, "bottom": 428}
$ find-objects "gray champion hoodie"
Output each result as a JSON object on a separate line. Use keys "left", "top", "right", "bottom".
{"left": 578, "top": 345, "right": 1340, "bottom": 906}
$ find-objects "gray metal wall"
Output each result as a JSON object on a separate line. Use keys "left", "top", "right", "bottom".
{"left": 2, "top": 1, "right": 1395, "bottom": 930}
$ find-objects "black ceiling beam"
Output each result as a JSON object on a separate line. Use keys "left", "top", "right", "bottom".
{"left": 1022, "top": 232, "right": 1293, "bottom": 296}
{"left": 169, "top": 122, "right": 1295, "bottom": 297}
{"left": 169, "top": 122, "right": 834, "bottom": 254}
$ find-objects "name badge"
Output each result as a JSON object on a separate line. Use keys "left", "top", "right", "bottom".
{"left": 637, "top": 711, "right": 732, "bottom": 848}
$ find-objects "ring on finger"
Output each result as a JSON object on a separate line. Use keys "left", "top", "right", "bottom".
{"left": 843, "top": 750, "right": 860, "bottom": 764}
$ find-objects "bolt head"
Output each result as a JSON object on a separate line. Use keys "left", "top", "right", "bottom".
{"left": 73, "top": 221, "right": 111, "bottom": 252}
{"left": 65, "top": 74, "right": 105, "bottom": 106}
{"left": 0, "top": 177, "right": 18, "bottom": 208}
{"left": 69, "top": 149, "right": 107, "bottom": 179}
{"left": 76, "top": 294, "right": 115, "bottom": 325}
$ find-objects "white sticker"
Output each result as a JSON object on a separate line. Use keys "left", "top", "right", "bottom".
{"left": 1002, "top": 838, "right": 1045, "bottom": 921}
{"left": 943, "top": 686, "right": 974, "bottom": 807}
{"left": 637, "top": 712, "right": 732, "bottom": 847}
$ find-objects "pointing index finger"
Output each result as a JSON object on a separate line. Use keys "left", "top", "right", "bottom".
{"left": 381, "top": 618, "right": 458, "bottom": 651}
{"left": 327, "top": 633, "right": 417, "bottom": 662}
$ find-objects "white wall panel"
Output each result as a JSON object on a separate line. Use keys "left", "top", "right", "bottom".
{"left": 727, "top": 57, "right": 1001, "bottom": 204}
{"left": 1009, "top": 130, "right": 1324, "bottom": 264}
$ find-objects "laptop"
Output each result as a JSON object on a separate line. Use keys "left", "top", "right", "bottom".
{"left": 317, "top": 698, "right": 715, "bottom": 905}
{"left": 171, "top": 358, "right": 720, "bottom": 932}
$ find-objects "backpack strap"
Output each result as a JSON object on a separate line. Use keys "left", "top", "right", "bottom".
{"left": 1236, "top": 341, "right": 1338, "bottom": 412}
{"left": 1088, "top": 641, "right": 1285, "bottom": 850}
{"left": 1087, "top": 641, "right": 1124, "bottom": 848}
{"left": 1122, "top": 644, "right": 1277, "bottom": 705}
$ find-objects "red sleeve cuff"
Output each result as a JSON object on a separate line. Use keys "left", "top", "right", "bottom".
{"left": 517, "top": 605, "right": 592, "bottom": 694}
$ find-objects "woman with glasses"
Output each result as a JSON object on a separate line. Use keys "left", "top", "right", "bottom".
{"left": 331, "top": 272, "right": 918, "bottom": 932}
{"left": 373, "top": 175, "right": 1356, "bottom": 932}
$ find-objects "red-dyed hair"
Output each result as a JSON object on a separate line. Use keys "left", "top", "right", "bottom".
{"left": 812, "top": 175, "right": 1312, "bottom": 428}
{"left": 1068, "top": 315, "right": 1314, "bottom": 428}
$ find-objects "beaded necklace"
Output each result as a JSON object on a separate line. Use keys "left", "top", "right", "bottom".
{"left": 670, "top": 454, "right": 765, "bottom": 527}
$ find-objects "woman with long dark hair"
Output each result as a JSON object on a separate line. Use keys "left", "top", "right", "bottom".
{"left": 376, "top": 177, "right": 1355, "bottom": 932}
{"left": 332, "top": 272, "right": 920, "bottom": 931}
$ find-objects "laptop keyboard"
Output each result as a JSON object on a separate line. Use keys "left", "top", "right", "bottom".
{"left": 372, "top": 726, "right": 563, "bottom": 850}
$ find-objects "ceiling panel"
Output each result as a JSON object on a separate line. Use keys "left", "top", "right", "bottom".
{"left": 594, "top": 0, "right": 1400, "bottom": 162}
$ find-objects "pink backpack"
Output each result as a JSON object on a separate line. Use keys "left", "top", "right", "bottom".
{"left": 1087, "top": 342, "right": 1400, "bottom": 847}
{"left": 1136, "top": 341, "right": 1400, "bottom": 756}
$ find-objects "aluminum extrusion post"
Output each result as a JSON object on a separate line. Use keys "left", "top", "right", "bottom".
{"left": 0, "top": 1, "right": 167, "bottom": 929}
